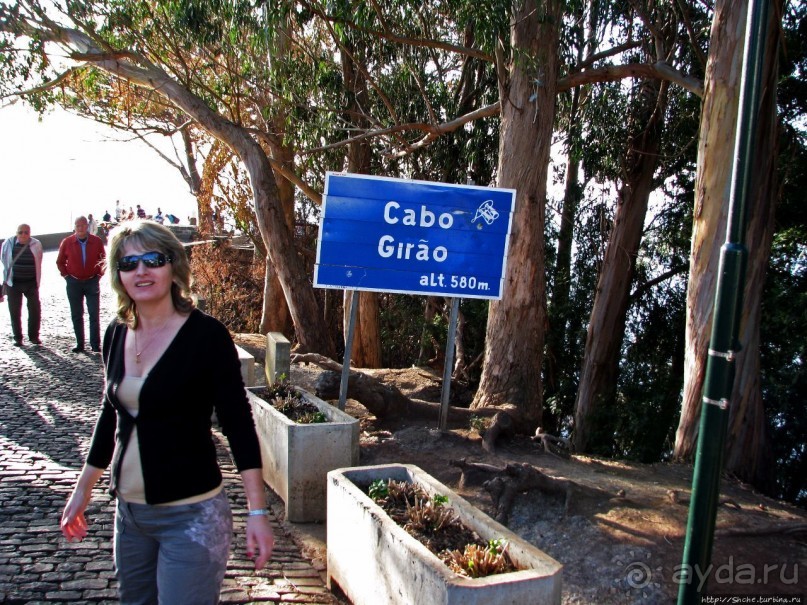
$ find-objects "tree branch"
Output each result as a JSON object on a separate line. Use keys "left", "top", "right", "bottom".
{"left": 1, "top": 65, "right": 84, "bottom": 98}
{"left": 630, "top": 264, "right": 689, "bottom": 301}
{"left": 575, "top": 40, "right": 643, "bottom": 72}
{"left": 387, "top": 102, "right": 502, "bottom": 158}
{"left": 300, "top": 0, "right": 494, "bottom": 63}
{"left": 558, "top": 61, "right": 703, "bottom": 98}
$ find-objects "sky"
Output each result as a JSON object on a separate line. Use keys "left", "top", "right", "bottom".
{"left": 0, "top": 102, "right": 198, "bottom": 236}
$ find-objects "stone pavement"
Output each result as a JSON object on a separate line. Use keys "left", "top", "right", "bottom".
{"left": 0, "top": 251, "right": 345, "bottom": 604}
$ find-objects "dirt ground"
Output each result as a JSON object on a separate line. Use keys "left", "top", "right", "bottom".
{"left": 236, "top": 337, "right": 806, "bottom": 604}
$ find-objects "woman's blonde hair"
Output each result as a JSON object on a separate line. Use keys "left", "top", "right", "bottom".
{"left": 107, "top": 220, "right": 195, "bottom": 328}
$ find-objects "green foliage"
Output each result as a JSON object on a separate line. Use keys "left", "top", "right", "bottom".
{"left": 761, "top": 119, "right": 807, "bottom": 505}
{"left": 469, "top": 415, "right": 489, "bottom": 433}
{"left": 368, "top": 479, "right": 389, "bottom": 501}
{"left": 432, "top": 493, "right": 449, "bottom": 507}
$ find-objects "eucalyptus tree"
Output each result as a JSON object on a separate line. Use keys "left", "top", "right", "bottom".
{"left": 572, "top": 1, "right": 709, "bottom": 452}
{"left": 674, "top": 0, "right": 785, "bottom": 488}
{"left": 0, "top": 0, "right": 336, "bottom": 355}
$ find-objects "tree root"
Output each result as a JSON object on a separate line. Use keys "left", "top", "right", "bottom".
{"left": 292, "top": 353, "right": 500, "bottom": 423}
{"left": 530, "top": 428, "right": 571, "bottom": 458}
{"left": 666, "top": 490, "right": 742, "bottom": 509}
{"left": 716, "top": 523, "right": 807, "bottom": 539}
{"left": 451, "top": 459, "right": 579, "bottom": 524}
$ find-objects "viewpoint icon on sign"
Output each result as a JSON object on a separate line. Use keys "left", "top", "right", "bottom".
{"left": 472, "top": 200, "right": 499, "bottom": 226}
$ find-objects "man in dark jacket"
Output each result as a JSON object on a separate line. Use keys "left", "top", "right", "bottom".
{"left": 56, "top": 216, "right": 106, "bottom": 353}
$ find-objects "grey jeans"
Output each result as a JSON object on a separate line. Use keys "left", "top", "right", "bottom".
{"left": 114, "top": 490, "right": 232, "bottom": 605}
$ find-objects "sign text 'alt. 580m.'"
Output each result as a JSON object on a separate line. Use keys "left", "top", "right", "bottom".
{"left": 313, "top": 173, "right": 516, "bottom": 300}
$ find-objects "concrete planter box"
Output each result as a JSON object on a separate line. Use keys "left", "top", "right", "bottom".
{"left": 246, "top": 387, "right": 359, "bottom": 522}
{"left": 327, "top": 464, "right": 562, "bottom": 605}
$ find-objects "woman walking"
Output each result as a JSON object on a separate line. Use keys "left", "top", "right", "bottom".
{"left": 61, "top": 220, "right": 274, "bottom": 604}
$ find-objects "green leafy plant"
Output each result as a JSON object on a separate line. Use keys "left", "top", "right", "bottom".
{"left": 265, "top": 374, "right": 298, "bottom": 400}
{"left": 368, "top": 479, "right": 389, "bottom": 500}
{"left": 469, "top": 415, "right": 490, "bottom": 433}
{"left": 297, "top": 411, "right": 327, "bottom": 424}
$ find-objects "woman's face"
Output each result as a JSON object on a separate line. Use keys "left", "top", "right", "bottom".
{"left": 118, "top": 241, "right": 174, "bottom": 306}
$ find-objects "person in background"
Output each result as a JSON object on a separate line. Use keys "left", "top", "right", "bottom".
{"left": 115, "top": 200, "right": 123, "bottom": 221}
{"left": 88, "top": 213, "right": 98, "bottom": 236}
{"left": 136, "top": 204, "right": 147, "bottom": 219}
{"left": 154, "top": 207, "right": 164, "bottom": 224}
{"left": 56, "top": 216, "right": 106, "bottom": 353}
{"left": 103, "top": 210, "right": 112, "bottom": 223}
{"left": 1, "top": 224, "right": 43, "bottom": 346}
{"left": 60, "top": 220, "right": 274, "bottom": 604}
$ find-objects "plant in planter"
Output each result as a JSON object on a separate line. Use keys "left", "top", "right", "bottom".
{"left": 327, "top": 464, "right": 562, "bottom": 605}
{"left": 254, "top": 377, "right": 329, "bottom": 424}
{"left": 366, "top": 478, "right": 517, "bottom": 579}
{"left": 246, "top": 379, "right": 359, "bottom": 523}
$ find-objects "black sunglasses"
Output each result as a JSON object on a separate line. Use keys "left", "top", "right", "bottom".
{"left": 117, "top": 251, "right": 173, "bottom": 272}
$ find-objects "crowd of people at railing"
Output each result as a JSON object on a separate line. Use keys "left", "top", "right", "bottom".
{"left": 92, "top": 201, "right": 184, "bottom": 240}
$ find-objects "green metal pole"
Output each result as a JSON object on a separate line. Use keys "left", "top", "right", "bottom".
{"left": 677, "top": 0, "right": 770, "bottom": 603}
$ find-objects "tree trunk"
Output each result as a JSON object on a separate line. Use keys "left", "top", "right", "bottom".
{"left": 344, "top": 291, "right": 382, "bottom": 368}
{"left": 544, "top": 0, "right": 593, "bottom": 406}
{"left": 675, "top": 0, "right": 747, "bottom": 459}
{"left": 180, "top": 125, "right": 202, "bottom": 196}
{"left": 341, "top": 45, "right": 382, "bottom": 368}
{"left": 261, "top": 256, "right": 291, "bottom": 335}
{"left": 417, "top": 297, "right": 442, "bottom": 366}
{"left": 723, "top": 1, "right": 782, "bottom": 490}
{"left": 573, "top": 78, "right": 669, "bottom": 452}
{"left": 259, "top": 15, "right": 295, "bottom": 337}
{"left": 471, "top": 0, "right": 562, "bottom": 429}
{"left": 260, "top": 140, "right": 294, "bottom": 336}
{"left": 676, "top": 1, "right": 780, "bottom": 492}
{"left": 545, "top": 135, "right": 582, "bottom": 398}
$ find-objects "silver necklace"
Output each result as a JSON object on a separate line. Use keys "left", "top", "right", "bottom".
{"left": 133, "top": 318, "right": 171, "bottom": 363}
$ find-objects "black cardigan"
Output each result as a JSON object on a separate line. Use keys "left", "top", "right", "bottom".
{"left": 86, "top": 309, "right": 262, "bottom": 504}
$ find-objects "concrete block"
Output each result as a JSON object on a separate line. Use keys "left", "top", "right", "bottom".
{"left": 327, "top": 464, "right": 563, "bottom": 605}
{"left": 265, "top": 332, "right": 291, "bottom": 385}
{"left": 235, "top": 344, "right": 255, "bottom": 387}
{"left": 247, "top": 387, "right": 359, "bottom": 523}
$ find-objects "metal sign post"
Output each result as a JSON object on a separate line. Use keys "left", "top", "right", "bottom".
{"left": 438, "top": 297, "right": 460, "bottom": 431}
{"left": 338, "top": 290, "right": 360, "bottom": 411}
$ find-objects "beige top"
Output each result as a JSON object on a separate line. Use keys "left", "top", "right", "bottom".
{"left": 117, "top": 375, "right": 221, "bottom": 506}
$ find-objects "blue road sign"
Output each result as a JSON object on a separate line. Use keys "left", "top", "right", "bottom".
{"left": 314, "top": 173, "right": 516, "bottom": 299}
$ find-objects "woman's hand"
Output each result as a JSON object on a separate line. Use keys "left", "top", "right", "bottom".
{"left": 246, "top": 515, "right": 275, "bottom": 570}
{"left": 61, "top": 488, "right": 91, "bottom": 542}
{"left": 61, "top": 464, "right": 105, "bottom": 542}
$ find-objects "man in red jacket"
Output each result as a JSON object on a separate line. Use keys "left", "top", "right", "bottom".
{"left": 56, "top": 216, "right": 106, "bottom": 353}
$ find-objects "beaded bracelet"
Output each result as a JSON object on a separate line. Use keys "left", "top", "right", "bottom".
{"left": 247, "top": 508, "right": 269, "bottom": 517}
